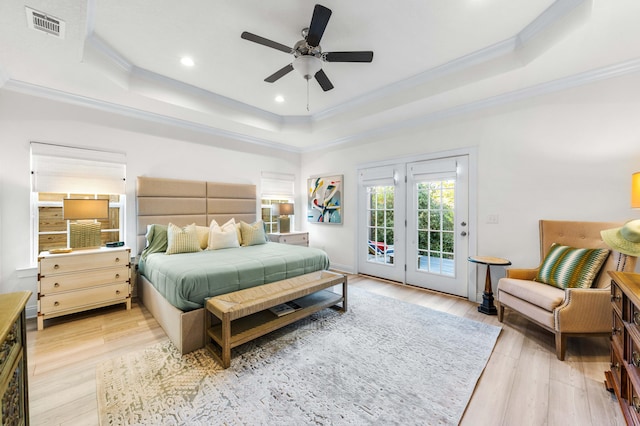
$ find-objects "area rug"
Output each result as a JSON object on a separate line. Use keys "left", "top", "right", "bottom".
{"left": 96, "top": 287, "right": 501, "bottom": 425}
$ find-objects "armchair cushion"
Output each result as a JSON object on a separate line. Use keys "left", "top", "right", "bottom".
{"left": 534, "top": 243, "right": 609, "bottom": 289}
{"left": 498, "top": 278, "right": 565, "bottom": 312}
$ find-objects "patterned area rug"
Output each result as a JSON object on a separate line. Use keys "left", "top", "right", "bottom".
{"left": 96, "top": 287, "right": 501, "bottom": 425}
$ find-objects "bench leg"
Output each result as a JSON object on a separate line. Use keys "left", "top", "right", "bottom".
{"left": 342, "top": 276, "right": 348, "bottom": 312}
{"left": 221, "top": 313, "right": 231, "bottom": 368}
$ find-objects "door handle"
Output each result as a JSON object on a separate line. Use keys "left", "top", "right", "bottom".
{"left": 460, "top": 231, "right": 468, "bottom": 237}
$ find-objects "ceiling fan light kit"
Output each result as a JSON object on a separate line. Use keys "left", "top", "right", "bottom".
{"left": 241, "top": 3, "right": 373, "bottom": 106}
{"left": 292, "top": 56, "right": 322, "bottom": 80}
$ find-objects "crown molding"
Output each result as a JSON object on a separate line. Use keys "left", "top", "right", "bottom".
{"left": 4, "top": 56, "right": 639, "bottom": 155}
{"left": 312, "top": 0, "right": 590, "bottom": 123}
{"left": 304, "top": 57, "right": 640, "bottom": 152}
{"left": 1, "top": 79, "right": 300, "bottom": 153}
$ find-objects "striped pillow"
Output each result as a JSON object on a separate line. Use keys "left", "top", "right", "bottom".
{"left": 535, "top": 244, "right": 610, "bottom": 289}
{"left": 166, "top": 223, "right": 202, "bottom": 255}
{"left": 240, "top": 220, "right": 268, "bottom": 247}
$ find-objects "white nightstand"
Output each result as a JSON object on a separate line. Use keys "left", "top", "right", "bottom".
{"left": 37, "top": 246, "right": 131, "bottom": 330}
{"left": 268, "top": 231, "right": 309, "bottom": 247}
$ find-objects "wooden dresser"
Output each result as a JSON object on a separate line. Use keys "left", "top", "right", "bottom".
{"left": 0, "top": 291, "right": 31, "bottom": 426}
{"left": 606, "top": 271, "right": 640, "bottom": 424}
{"left": 37, "top": 247, "right": 131, "bottom": 330}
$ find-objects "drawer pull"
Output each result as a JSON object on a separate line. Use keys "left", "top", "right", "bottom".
{"left": 633, "top": 352, "right": 640, "bottom": 368}
{"left": 612, "top": 326, "right": 622, "bottom": 335}
{"left": 116, "top": 290, "right": 121, "bottom": 295}
{"left": 634, "top": 312, "right": 640, "bottom": 327}
{"left": 115, "top": 274, "right": 120, "bottom": 279}
{"left": 633, "top": 397, "right": 640, "bottom": 413}
{"left": 54, "top": 301, "right": 60, "bottom": 307}
{"left": 610, "top": 362, "right": 620, "bottom": 370}
{"left": 611, "top": 293, "right": 622, "bottom": 302}
{"left": 115, "top": 257, "right": 120, "bottom": 263}
{"left": 54, "top": 283, "right": 60, "bottom": 288}
{"left": 54, "top": 264, "right": 60, "bottom": 270}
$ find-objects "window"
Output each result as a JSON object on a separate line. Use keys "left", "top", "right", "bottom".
{"left": 35, "top": 193, "right": 124, "bottom": 254}
{"left": 30, "top": 142, "right": 126, "bottom": 262}
{"left": 260, "top": 172, "right": 295, "bottom": 233}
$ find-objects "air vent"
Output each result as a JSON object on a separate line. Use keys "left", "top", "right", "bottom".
{"left": 25, "top": 6, "right": 66, "bottom": 39}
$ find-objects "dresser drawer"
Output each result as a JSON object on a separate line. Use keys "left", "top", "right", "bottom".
{"left": 611, "top": 281, "right": 625, "bottom": 318}
{"left": 39, "top": 282, "right": 129, "bottom": 314}
{"left": 39, "top": 250, "right": 129, "bottom": 275}
{"left": 613, "top": 311, "right": 625, "bottom": 351}
{"left": 0, "top": 317, "right": 21, "bottom": 376}
{"left": 40, "top": 265, "right": 129, "bottom": 294}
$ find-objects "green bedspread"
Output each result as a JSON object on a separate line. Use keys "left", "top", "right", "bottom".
{"left": 138, "top": 242, "right": 330, "bottom": 311}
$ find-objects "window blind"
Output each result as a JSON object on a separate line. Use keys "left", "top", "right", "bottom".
{"left": 261, "top": 172, "right": 295, "bottom": 199}
{"left": 31, "top": 142, "right": 126, "bottom": 194}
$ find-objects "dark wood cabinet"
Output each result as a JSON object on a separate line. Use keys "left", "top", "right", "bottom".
{"left": 0, "top": 291, "right": 31, "bottom": 426}
{"left": 606, "top": 272, "right": 640, "bottom": 425}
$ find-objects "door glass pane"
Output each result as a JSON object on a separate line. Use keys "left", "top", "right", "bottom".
{"left": 416, "top": 179, "right": 455, "bottom": 276}
{"left": 366, "top": 185, "right": 395, "bottom": 265}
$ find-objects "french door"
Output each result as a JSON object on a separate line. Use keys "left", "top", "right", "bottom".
{"left": 406, "top": 156, "right": 469, "bottom": 296}
{"left": 357, "top": 164, "right": 406, "bottom": 282}
{"left": 358, "top": 155, "right": 470, "bottom": 297}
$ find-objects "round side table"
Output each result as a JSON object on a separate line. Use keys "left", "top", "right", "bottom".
{"left": 468, "top": 255, "right": 511, "bottom": 315}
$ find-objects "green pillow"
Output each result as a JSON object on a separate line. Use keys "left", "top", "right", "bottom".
{"left": 535, "top": 243, "right": 610, "bottom": 289}
{"left": 240, "top": 220, "right": 268, "bottom": 246}
{"left": 140, "top": 224, "right": 168, "bottom": 260}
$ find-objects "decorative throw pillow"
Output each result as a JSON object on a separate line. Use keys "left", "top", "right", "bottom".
{"left": 207, "top": 218, "right": 240, "bottom": 249}
{"left": 535, "top": 243, "right": 610, "bottom": 289}
{"left": 141, "top": 224, "right": 169, "bottom": 260}
{"left": 240, "top": 220, "right": 268, "bottom": 247}
{"left": 208, "top": 227, "right": 241, "bottom": 250}
{"left": 195, "top": 225, "right": 209, "bottom": 250}
{"left": 166, "top": 223, "right": 201, "bottom": 255}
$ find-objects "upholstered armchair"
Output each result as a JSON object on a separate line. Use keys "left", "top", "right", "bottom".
{"left": 497, "top": 220, "right": 637, "bottom": 360}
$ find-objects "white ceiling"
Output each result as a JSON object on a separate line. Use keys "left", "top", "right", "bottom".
{"left": 1, "top": 0, "right": 639, "bottom": 151}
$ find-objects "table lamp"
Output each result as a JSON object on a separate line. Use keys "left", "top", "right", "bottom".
{"left": 632, "top": 172, "right": 640, "bottom": 209}
{"left": 273, "top": 203, "right": 294, "bottom": 233}
{"left": 63, "top": 198, "right": 109, "bottom": 249}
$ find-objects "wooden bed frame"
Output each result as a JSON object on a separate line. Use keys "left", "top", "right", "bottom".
{"left": 136, "top": 176, "right": 257, "bottom": 354}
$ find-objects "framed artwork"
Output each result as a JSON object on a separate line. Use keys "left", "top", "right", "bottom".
{"left": 307, "top": 175, "right": 343, "bottom": 224}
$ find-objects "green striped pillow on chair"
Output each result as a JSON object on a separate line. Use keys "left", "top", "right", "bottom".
{"left": 535, "top": 243, "right": 610, "bottom": 289}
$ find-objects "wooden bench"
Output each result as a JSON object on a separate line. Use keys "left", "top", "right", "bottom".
{"left": 205, "top": 270, "right": 347, "bottom": 368}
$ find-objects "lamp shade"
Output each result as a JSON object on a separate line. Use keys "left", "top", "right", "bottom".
{"left": 633, "top": 172, "right": 640, "bottom": 209}
{"left": 63, "top": 198, "right": 109, "bottom": 220}
{"left": 292, "top": 56, "right": 322, "bottom": 80}
{"left": 273, "top": 203, "right": 294, "bottom": 216}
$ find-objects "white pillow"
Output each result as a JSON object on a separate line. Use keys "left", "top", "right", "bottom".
{"left": 208, "top": 227, "right": 241, "bottom": 250}
{"left": 208, "top": 218, "right": 240, "bottom": 249}
{"left": 166, "top": 223, "right": 201, "bottom": 255}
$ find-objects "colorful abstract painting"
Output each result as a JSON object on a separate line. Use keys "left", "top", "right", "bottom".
{"left": 308, "top": 175, "right": 343, "bottom": 224}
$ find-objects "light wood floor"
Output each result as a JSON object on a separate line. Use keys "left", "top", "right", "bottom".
{"left": 26, "top": 275, "right": 624, "bottom": 425}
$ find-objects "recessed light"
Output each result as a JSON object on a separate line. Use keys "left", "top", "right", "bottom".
{"left": 275, "top": 95, "right": 285, "bottom": 103}
{"left": 180, "top": 57, "right": 194, "bottom": 67}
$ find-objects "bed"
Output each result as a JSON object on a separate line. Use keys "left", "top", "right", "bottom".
{"left": 136, "top": 176, "right": 329, "bottom": 354}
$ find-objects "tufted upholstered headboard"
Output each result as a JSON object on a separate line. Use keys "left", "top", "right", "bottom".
{"left": 136, "top": 176, "right": 257, "bottom": 254}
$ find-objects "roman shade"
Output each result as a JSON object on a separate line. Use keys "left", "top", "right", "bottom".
{"left": 31, "top": 142, "right": 126, "bottom": 194}
{"left": 261, "top": 172, "right": 294, "bottom": 199}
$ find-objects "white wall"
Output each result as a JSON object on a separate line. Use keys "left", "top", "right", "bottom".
{"left": 2, "top": 69, "right": 640, "bottom": 314}
{"left": 0, "top": 90, "right": 300, "bottom": 315}
{"left": 300, "top": 71, "right": 640, "bottom": 295}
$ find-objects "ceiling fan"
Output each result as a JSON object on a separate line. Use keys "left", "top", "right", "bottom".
{"left": 241, "top": 4, "right": 374, "bottom": 92}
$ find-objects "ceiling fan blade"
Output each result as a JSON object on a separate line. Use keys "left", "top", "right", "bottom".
{"left": 314, "top": 69, "right": 334, "bottom": 91}
{"left": 306, "top": 4, "right": 332, "bottom": 47}
{"left": 241, "top": 31, "right": 292, "bottom": 54}
{"left": 265, "top": 64, "right": 294, "bottom": 83}
{"left": 324, "top": 51, "right": 374, "bottom": 63}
